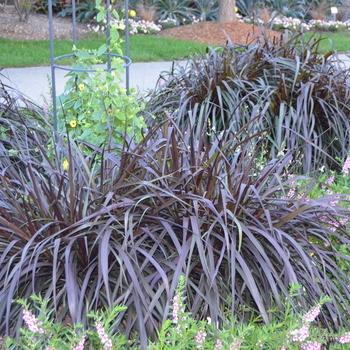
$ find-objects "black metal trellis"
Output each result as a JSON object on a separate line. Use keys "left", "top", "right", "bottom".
{"left": 47, "top": 0, "right": 131, "bottom": 134}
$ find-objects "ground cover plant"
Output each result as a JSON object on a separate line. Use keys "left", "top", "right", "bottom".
{"left": 7, "top": 282, "right": 350, "bottom": 349}
{"left": 142, "top": 30, "right": 350, "bottom": 174}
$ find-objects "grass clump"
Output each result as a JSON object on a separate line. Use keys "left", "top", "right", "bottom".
{"left": 1, "top": 22, "right": 350, "bottom": 350}
{"left": 143, "top": 30, "right": 350, "bottom": 174}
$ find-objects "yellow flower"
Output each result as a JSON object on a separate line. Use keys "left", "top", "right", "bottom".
{"left": 235, "top": 6, "right": 238, "bottom": 12}
{"left": 129, "top": 9, "right": 136, "bottom": 17}
{"left": 309, "top": 252, "right": 314, "bottom": 257}
{"left": 79, "top": 84, "right": 85, "bottom": 91}
{"left": 70, "top": 120, "right": 77, "bottom": 128}
{"left": 117, "top": 23, "right": 126, "bottom": 30}
{"left": 62, "top": 159, "right": 69, "bottom": 171}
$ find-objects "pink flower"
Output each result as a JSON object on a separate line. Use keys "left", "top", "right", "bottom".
{"left": 214, "top": 339, "right": 224, "bottom": 349}
{"left": 95, "top": 322, "right": 112, "bottom": 350}
{"left": 301, "top": 341, "right": 322, "bottom": 350}
{"left": 195, "top": 330, "right": 207, "bottom": 349}
{"left": 336, "top": 332, "right": 350, "bottom": 344}
{"left": 43, "top": 101, "right": 49, "bottom": 117}
{"left": 302, "top": 305, "right": 321, "bottom": 323}
{"left": 71, "top": 336, "right": 86, "bottom": 350}
{"left": 322, "top": 175, "right": 334, "bottom": 188}
{"left": 229, "top": 337, "right": 242, "bottom": 349}
{"left": 172, "top": 294, "right": 181, "bottom": 324}
{"left": 342, "top": 156, "right": 350, "bottom": 176}
{"left": 289, "top": 323, "right": 310, "bottom": 342}
{"left": 23, "top": 309, "right": 45, "bottom": 334}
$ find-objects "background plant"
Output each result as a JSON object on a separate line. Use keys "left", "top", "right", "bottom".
{"left": 57, "top": 0, "right": 99, "bottom": 22}
{"left": 142, "top": 30, "right": 350, "bottom": 174}
{"left": 262, "top": 0, "right": 306, "bottom": 18}
{"left": 153, "top": 0, "right": 197, "bottom": 25}
{"left": 236, "top": 0, "right": 263, "bottom": 17}
{"left": 192, "top": 0, "right": 218, "bottom": 21}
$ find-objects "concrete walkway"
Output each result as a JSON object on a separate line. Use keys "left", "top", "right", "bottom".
{"left": 1, "top": 61, "right": 185, "bottom": 105}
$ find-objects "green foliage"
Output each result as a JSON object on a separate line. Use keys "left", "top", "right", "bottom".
{"left": 6, "top": 295, "right": 127, "bottom": 350}
{"left": 154, "top": 0, "right": 197, "bottom": 25}
{"left": 158, "top": 18, "right": 177, "bottom": 29}
{"left": 7, "top": 287, "right": 350, "bottom": 349}
{"left": 57, "top": 0, "right": 98, "bottom": 22}
{"left": 192, "top": 0, "right": 218, "bottom": 21}
{"left": 263, "top": 0, "right": 306, "bottom": 18}
{"left": 236, "top": 0, "right": 262, "bottom": 17}
{"left": 55, "top": 16, "right": 145, "bottom": 149}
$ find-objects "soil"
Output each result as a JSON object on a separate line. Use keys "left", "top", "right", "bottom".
{"left": 0, "top": 7, "right": 90, "bottom": 41}
{"left": 156, "top": 20, "right": 282, "bottom": 46}
{"left": 0, "top": 7, "right": 281, "bottom": 45}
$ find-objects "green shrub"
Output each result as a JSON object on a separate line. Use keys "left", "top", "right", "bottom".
{"left": 7, "top": 284, "right": 350, "bottom": 349}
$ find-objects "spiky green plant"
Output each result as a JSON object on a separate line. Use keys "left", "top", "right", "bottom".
{"left": 153, "top": 0, "right": 197, "bottom": 25}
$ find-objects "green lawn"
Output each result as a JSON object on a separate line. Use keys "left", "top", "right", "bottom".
{"left": 1, "top": 30, "right": 350, "bottom": 68}
{"left": 303, "top": 31, "right": 350, "bottom": 52}
{"left": 0, "top": 35, "right": 211, "bottom": 68}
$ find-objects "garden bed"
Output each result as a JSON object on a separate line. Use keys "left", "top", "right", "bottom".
{"left": 0, "top": 8, "right": 281, "bottom": 45}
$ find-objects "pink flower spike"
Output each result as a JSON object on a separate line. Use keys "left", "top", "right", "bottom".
{"left": 22, "top": 309, "right": 45, "bottom": 334}
{"left": 336, "top": 332, "right": 350, "bottom": 344}
{"left": 95, "top": 321, "right": 112, "bottom": 350}
{"left": 302, "top": 305, "right": 321, "bottom": 323}
{"left": 214, "top": 339, "right": 224, "bottom": 349}
{"left": 289, "top": 323, "right": 310, "bottom": 342}
{"left": 71, "top": 336, "right": 86, "bottom": 350}
{"left": 195, "top": 330, "right": 207, "bottom": 349}
{"left": 301, "top": 341, "right": 322, "bottom": 350}
{"left": 342, "top": 156, "right": 350, "bottom": 176}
